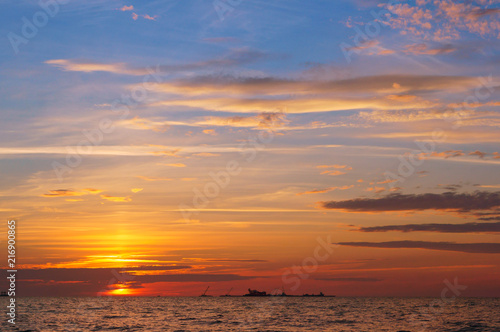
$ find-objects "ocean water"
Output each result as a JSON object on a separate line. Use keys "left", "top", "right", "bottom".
{"left": 1, "top": 297, "right": 499, "bottom": 331}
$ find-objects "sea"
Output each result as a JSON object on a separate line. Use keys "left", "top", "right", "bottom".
{"left": 1, "top": 297, "right": 499, "bottom": 331}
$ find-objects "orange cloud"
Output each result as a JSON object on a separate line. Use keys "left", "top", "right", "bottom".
{"left": 152, "top": 75, "right": 476, "bottom": 97}
{"left": 131, "top": 188, "right": 143, "bottom": 193}
{"left": 142, "top": 14, "right": 157, "bottom": 21}
{"left": 100, "top": 195, "right": 132, "bottom": 202}
{"left": 321, "top": 170, "right": 346, "bottom": 176}
{"left": 151, "top": 149, "right": 181, "bottom": 157}
{"left": 151, "top": 95, "right": 435, "bottom": 114}
{"left": 122, "top": 116, "right": 170, "bottom": 132}
{"left": 137, "top": 176, "right": 172, "bottom": 182}
{"left": 357, "top": 109, "right": 476, "bottom": 124}
{"left": 469, "top": 150, "right": 487, "bottom": 159}
{"left": 120, "top": 113, "right": 288, "bottom": 131}
{"left": 165, "top": 163, "right": 186, "bottom": 167}
{"left": 83, "top": 188, "right": 103, "bottom": 194}
{"left": 143, "top": 74, "right": 483, "bottom": 115}
{"left": 368, "top": 130, "right": 500, "bottom": 143}
{"left": 377, "top": 49, "right": 396, "bottom": 55}
{"left": 317, "top": 164, "right": 351, "bottom": 169}
{"left": 345, "top": 40, "right": 379, "bottom": 52}
{"left": 203, "top": 129, "right": 218, "bottom": 136}
{"left": 42, "top": 188, "right": 102, "bottom": 197}
{"left": 377, "top": 179, "right": 398, "bottom": 185}
{"left": 404, "top": 43, "right": 456, "bottom": 55}
{"left": 45, "top": 59, "right": 144, "bottom": 75}
{"left": 297, "top": 185, "right": 354, "bottom": 196}
{"left": 317, "top": 164, "right": 352, "bottom": 176}
{"left": 385, "top": 1, "right": 500, "bottom": 41}
{"left": 386, "top": 94, "right": 419, "bottom": 102}
{"left": 193, "top": 153, "right": 221, "bottom": 157}
{"left": 366, "top": 187, "right": 386, "bottom": 193}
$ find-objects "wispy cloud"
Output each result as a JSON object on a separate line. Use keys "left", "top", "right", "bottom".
{"left": 45, "top": 59, "right": 144, "bottom": 75}
{"left": 119, "top": 5, "right": 134, "bottom": 11}
{"left": 384, "top": 1, "right": 500, "bottom": 41}
{"left": 42, "top": 188, "right": 103, "bottom": 198}
{"left": 317, "top": 164, "right": 352, "bottom": 176}
{"left": 202, "top": 129, "right": 218, "bottom": 136}
{"left": 192, "top": 152, "right": 221, "bottom": 157}
{"left": 142, "top": 14, "right": 157, "bottom": 21}
{"left": 337, "top": 241, "right": 500, "bottom": 254}
{"left": 321, "top": 191, "right": 500, "bottom": 213}
{"left": 357, "top": 221, "right": 500, "bottom": 233}
{"left": 120, "top": 113, "right": 288, "bottom": 131}
{"left": 164, "top": 163, "right": 186, "bottom": 168}
{"left": 137, "top": 176, "right": 172, "bottom": 182}
{"left": 145, "top": 74, "right": 485, "bottom": 114}
{"left": 152, "top": 74, "right": 476, "bottom": 96}
{"left": 314, "top": 277, "right": 383, "bottom": 282}
{"left": 100, "top": 195, "right": 132, "bottom": 202}
{"left": 404, "top": 43, "right": 457, "bottom": 55}
{"left": 45, "top": 48, "right": 269, "bottom": 76}
{"left": 297, "top": 185, "right": 354, "bottom": 196}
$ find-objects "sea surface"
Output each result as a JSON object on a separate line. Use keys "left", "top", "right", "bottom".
{"left": 1, "top": 297, "right": 499, "bottom": 331}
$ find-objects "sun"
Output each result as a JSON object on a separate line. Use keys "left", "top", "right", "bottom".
{"left": 109, "top": 286, "right": 133, "bottom": 296}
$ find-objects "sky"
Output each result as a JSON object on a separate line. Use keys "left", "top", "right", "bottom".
{"left": 0, "top": 0, "right": 499, "bottom": 297}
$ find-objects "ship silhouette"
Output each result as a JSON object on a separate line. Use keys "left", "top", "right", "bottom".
{"left": 243, "top": 288, "right": 268, "bottom": 296}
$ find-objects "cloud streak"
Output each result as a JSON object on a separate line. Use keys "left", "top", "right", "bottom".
{"left": 337, "top": 241, "right": 500, "bottom": 254}
{"left": 46, "top": 48, "right": 269, "bottom": 76}
{"left": 321, "top": 191, "right": 500, "bottom": 213}
{"left": 357, "top": 221, "right": 500, "bottom": 233}
{"left": 42, "top": 188, "right": 103, "bottom": 197}
{"left": 100, "top": 195, "right": 132, "bottom": 202}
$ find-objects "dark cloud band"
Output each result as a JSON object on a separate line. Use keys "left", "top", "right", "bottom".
{"left": 337, "top": 241, "right": 500, "bottom": 254}
{"left": 357, "top": 221, "right": 500, "bottom": 233}
{"left": 321, "top": 191, "right": 500, "bottom": 212}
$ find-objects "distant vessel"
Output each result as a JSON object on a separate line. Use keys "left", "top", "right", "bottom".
{"left": 220, "top": 287, "right": 233, "bottom": 297}
{"left": 244, "top": 288, "right": 268, "bottom": 296}
{"left": 302, "top": 292, "right": 326, "bottom": 297}
{"left": 0, "top": 292, "right": 7, "bottom": 297}
{"left": 200, "top": 286, "right": 212, "bottom": 297}
{"left": 272, "top": 286, "right": 288, "bottom": 297}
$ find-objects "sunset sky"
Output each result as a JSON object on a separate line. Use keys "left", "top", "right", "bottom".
{"left": 1, "top": 0, "right": 499, "bottom": 297}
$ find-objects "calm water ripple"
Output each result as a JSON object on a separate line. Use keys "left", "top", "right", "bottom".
{"left": 1, "top": 297, "right": 499, "bottom": 331}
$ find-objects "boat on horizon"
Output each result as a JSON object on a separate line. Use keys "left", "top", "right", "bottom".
{"left": 243, "top": 288, "right": 268, "bottom": 296}
{"left": 302, "top": 292, "right": 325, "bottom": 297}
{"left": 220, "top": 287, "right": 233, "bottom": 297}
{"left": 199, "top": 286, "right": 213, "bottom": 297}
